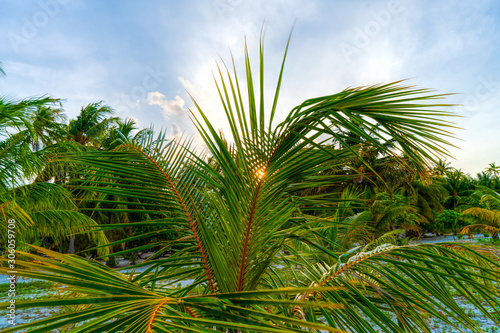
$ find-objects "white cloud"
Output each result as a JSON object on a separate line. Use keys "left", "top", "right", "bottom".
{"left": 169, "top": 122, "right": 182, "bottom": 140}
{"left": 145, "top": 91, "right": 186, "bottom": 116}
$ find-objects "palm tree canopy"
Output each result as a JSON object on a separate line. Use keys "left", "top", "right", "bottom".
{"left": 0, "top": 96, "right": 59, "bottom": 189}
{"left": 30, "top": 105, "right": 67, "bottom": 148}
{"left": 486, "top": 162, "right": 500, "bottom": 177}
{"left": 67, "top": 102, "right": 118, "bottom": 147}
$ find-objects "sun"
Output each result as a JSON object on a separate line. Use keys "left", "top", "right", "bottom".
{"left": 256, "top": 168, "right": 265, "bottom": 180}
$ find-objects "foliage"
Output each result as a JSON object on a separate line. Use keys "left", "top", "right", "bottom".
{"left": 0, "top": 96, "right": 58, "bottom": 189}
{"left": 1, "top": 37, "right": 500, "bottom": 333}
{"left": 432, "top": 209, "right": 465, "bottom": 234}
{"left": 0, "top": 68, "right": 113, "bottom": 255}
{"left": 66, "top": 102, "right": 118, "bottom": 147}
{"left": 0, "top": 182, "right": 109, "bottom": 257}
{"left": 460, "top": 187, "right": 500, "bottom": 238}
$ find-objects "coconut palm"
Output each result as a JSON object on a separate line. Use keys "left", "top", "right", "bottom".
{"left": 101, "top": 117, "right": 151, "bottom": 150}
{"left": 476, "top": 171, "right": 496, "bottom": 189}
{"left": 0, "top": 65, "right": 109, "bottom": 255}
{"left": 34, "top": 102, "right": 117, "bottom": 183}
{"left": 441, "top": 169, "right": 475, "bottom": 209}
{"left": 55, "top": 102, "right": 116, "bottom": 252}
{"left": 0, "top": 182, "right": 109, "bottom": 256}
{"left": 0, "top": 111, "right": 107, "bottom": 256}
{"left": 460, "top": 186, "right": 500, "bottom": 238}
{"left": 0, "top": 96, "right": 58, "bottom": 189}
{"left": 27, "top": 104, "right": 67, "bottom": 151}
{"left": 2, "top": 39, "right": 500, "bottom": 333}
{"left": 67, "top": 101, "right": 118, "bottom": 147}
{"left": 485, "top": 162, "right": 500, "bottom": 178}
{"left": 433, "top": 159, "right": 453, "bottom": 176}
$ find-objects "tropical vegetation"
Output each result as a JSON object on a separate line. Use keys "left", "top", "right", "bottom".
{"left": 1, "top": 40, "right": 500, "bottom": 332}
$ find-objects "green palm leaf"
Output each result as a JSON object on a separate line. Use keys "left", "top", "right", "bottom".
{"left": 0, "top": 247, "right": 352, "bottom": 333}
{"left": 293, "top": 243, "right": 500, "bottom": 332}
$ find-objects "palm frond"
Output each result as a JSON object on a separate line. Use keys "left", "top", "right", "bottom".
{"left": 63, "top": 133, "right": 216, "bottom": 292}
{"left": 462, "top": 207, "right": 500, "bottom": 227}
{"left": 0, "top": 247, "right": 352, "bottom": 333}
{"left": 0, "top": 182, "right": 109, "bottom": 256}
{"left": 295, "top": 243, "right": 500, "bottom": 332}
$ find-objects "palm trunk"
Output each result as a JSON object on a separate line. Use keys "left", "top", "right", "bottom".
{"left": 107, "top": 222, "right": 116, "bottom": 267}
{"left": 67, "top": 235, "right": 75, "bottom": 254}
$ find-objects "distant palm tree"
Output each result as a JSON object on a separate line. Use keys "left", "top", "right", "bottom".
{"left": 486, "top": 162, "right": 500, "bottom": 178}
{"left": 477, "top": 171, "right": 496, "bottom": 189}
{"left": 441, "top": 169, "right": 475, "bottom": 209}
{"left": 433, "top": 159, "right": 453, "bottom": 176}
{"left": 67, "top": 101, "right": 118, "bottom": 147}
{"left": 29, "top": 105, "right": 66, "bottom": 151}
{"left": 102, "top": 117, "right": 151, "bottom": 150}
{"left": 0, "top": 65, "right": 109, "bottom": 257}
{"left": 61, "top": 102, "right": 116, "bottom": 253}
{"left": 0, "top": 96, "right": 57, "bottom": 189}
{"left": 461, "top": 186, "right": 500, "bottom": 238}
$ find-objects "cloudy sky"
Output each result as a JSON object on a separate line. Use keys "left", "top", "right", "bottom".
{"left": 1, "top": 0, "right": 499, "bottom": 174}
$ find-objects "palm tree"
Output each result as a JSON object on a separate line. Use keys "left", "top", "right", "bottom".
{"left": 102, "top": 117, "right": 151, "bottom": 150}
{"left": 67, "top": 101, "right": 118, "bottom": 147}
{"left": 0, "top": 65, "right": 108, "bottom": 256}
{"left": 59, "top": 102, "right": 116, "bottom": 253}
{"left": 486, "top": 162, "right": 500, "bottom": 178}
{"left": 433, "top": 159, "right": 453, "bottom": 176}
{"left": 461, "top": 186, "right": 500, "bottom": 238}
{"left": 0, "top": 104, "right": 107, "bottom": 255}
{"left": 28, "top": 104, "right": 66, "bottom": 151}
{"left": 440, "top": 169, "right": 475, "bottom": 209}
{"left": 0, "top": 96, "right": 58, "bottom": 189}
{"left": 2, "top": 38, "right": 500, "bottom": 333}
{"left": 477, "top": 171, "right": 496, "bottom": 189}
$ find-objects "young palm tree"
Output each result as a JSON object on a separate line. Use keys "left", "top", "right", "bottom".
{"left": 2, "top": 39, "right": 500, "bottom": 333}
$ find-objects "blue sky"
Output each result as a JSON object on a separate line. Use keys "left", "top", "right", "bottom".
{"left": 1, "top": 0, "right": 499, "bottom": 174}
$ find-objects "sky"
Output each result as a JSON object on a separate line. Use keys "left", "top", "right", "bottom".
{"left": 1, "top": 0, "right": 499, "bottom": 175}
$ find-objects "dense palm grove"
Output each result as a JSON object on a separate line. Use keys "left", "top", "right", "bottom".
{"left": 1, "top": 42, "right": 500, "bottom": 333}
{"left": 2, "top": 94, "right": 499, "bottom": 256}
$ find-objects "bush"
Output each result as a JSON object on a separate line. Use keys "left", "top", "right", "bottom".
{"left": 434, "top": 210, "right": 466, "bottom": 234}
